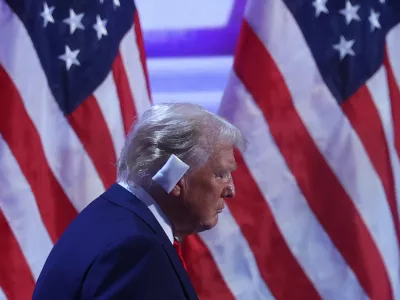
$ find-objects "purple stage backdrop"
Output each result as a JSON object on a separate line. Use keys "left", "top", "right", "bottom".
{"left": 136, "top": 0, "right": 245, "bottom": 112}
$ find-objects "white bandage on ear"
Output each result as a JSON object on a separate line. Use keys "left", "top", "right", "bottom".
{"left": 152, "top": 154, "right": 190, "bottom": 193}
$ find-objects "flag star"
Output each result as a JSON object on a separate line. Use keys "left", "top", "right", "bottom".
{"left": 333, "top": 35, "right": 355, "bottom": 60}
{"left": 113, "top": 0, "right": 120, "bottom": 8}
{"left": 40, "top": 2, "right": 55, "bottom": 28}
{"left": 340, "top": 1, "right": 361, "bottom": 25}
{"left": 63, "top": 9, "right": 85, "bottom": 34}
{"left": 99, "top": 0, "right": 104, "bottom": 3}
{"left": 58, "top": 46, "right": 80, "bottom": 70}
{"left": 312, "top": 0, "right": 329, "bottom": 17}
{"left": 93, "top": 15, "right": 108, "bottom": 40}
{"left": 379, "top": 0, "right": 385, "bottom": 3}
{"left": 369, "top": 9, "right": 381, "bottom": 32}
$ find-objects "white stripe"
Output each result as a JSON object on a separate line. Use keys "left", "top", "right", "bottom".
{"left": 94, "top": 73, "right": 126, "bottom": 158}
{"left": 220, "top": 73, "right": 366, "bottom": 300}
{"left": 0, "top": 287, "right": 6, "bottom": 300}
{"left": 387, "top": 24, "right": 400, "bottom": 89}
{"left": 386, "top": 23, "right": 400, "bottom": 226}
{"left": 367, "top": 68, "right": 400, "bottom": 291}
{"left": 0, "top": 4, "right": 105, "bottom": 212}
{"left": 120, "top": 25, "right": 151, "bottom": 116}
{"left": 245, "top": 0, "right": 400, "bottom": 296}
{"left": 0, "top": 135, "right": 53, "bottom": 280}
{"left": 200, "top": 206, "right": 274, "bottom": 300}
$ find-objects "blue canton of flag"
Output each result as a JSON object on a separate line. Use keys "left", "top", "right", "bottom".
{"left": 6, "top": 0, "right": 135, "bottom": 114}
{"left": 285, "top": 0, "right": 400, "bottom": 103}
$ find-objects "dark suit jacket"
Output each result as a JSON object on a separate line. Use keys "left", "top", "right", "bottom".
{"left": 33, "top": 183, "right": 198, "bottom": 300}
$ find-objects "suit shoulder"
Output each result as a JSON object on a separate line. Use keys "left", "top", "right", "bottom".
{"left": 97, "top": 233, "right": 164, "bottom": 262}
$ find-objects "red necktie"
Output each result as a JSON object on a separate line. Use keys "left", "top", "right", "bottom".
{"left": 173, "top": 238, "right": 187, "bottom": 271}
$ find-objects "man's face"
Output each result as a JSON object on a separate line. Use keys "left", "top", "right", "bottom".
{"left": 181, "top": 146, "right": 237, "bottom": 233}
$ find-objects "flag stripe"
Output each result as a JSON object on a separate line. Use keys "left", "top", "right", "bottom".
{"left": 94, "top": 71, "right": 126, "bottom": 157}
{"left": 0, "top": 134, "right": 54, "bottom": 280}
{"left": 134, "top": 11, "right": 151, "bottom": 99}
{"left": 0, "top": 287, "right": 6, "bottom": 300}
{"left": 367, "top": 68, "right": 400, "bottom": 298}
{"left": 386, "top": 26, "right": 400, "bottom": 219}
{"left": 112, "top": 52, "right": 137, "bottom": 135}
{"left": 67, "top": 95, "right": 117, "bottom": 189}
{"left": 342, "top": 84, "right": 400, "bottom": 247}
{"left": 232, "top": 152, "right": 320, "bottom": 299}
{"left": 383, "top": 53, "right": 400, "bottom": 220}
{"left": 0, "top": 8, "right": 105, "bottom": 212}
{"left": 0, "top": 210, "right": 35, "bottom": 300}
{"left": 120, "top": 26, "right": 152, "bottom": 116}
{"left": 387, "top": 25, "right": 400, "bottom": 89}
{"left": 199, "top": 206, "right": 274, "bottom": 299}
{"left": 220, "top": 72, "right": 367, "bottom": 299}
{"left": 235, "top": 18, "right": 393, "bottom": 299}
{"left": 182, "top": 235, "right": 234, "bottom": 300}
{"left": 0, "top": 65, "right": 77, "bottom": 242}
{"left": 384, "top": 48, "right": 400, "bottom": 161}
{"left": 367, "top": 66, "right": 400, "bottom": 217}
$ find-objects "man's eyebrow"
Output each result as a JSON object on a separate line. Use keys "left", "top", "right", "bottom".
{"left": 214, "top": 161, "right": 237, "bottom": 172}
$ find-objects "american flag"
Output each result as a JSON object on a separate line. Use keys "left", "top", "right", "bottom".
{"left": 183, "top": 0, "right": 400, "bottom": 299}
{"left": 0, "top": 0, "right": 151, "bottom": 298}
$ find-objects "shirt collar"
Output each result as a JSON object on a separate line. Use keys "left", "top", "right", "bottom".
{"left": 118, "top": 181, "right": 174, "bottom": 244}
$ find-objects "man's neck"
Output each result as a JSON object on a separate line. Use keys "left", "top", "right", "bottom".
{"left": 119, "top": 181, "right": 175, "bottom": 243}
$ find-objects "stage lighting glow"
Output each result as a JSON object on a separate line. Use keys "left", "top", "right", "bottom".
{"left": 136, "top": 0, "right": 234, "bottom": 30}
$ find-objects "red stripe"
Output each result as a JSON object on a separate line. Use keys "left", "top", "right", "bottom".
{"left": 0, "top": 211, "right": 35, "bottom": 300}
{"left": 0, "top": 65, "right": 77, "bottom": 242}
{"left": 384, "top": 48, "right": 400, "bottom": 161}
{"left": 182, "top": 235, "right": 234, "bottom": 300}
{"left": 134, "top": 11, "right": 152, "bottom": 100}
{"left": 234, "top": 20, "right": 392, "bottom": 299}
{"left": 342, "top": 86, "right": 400, "bottom": 246}
{"left": 112, "top": 52, "right": 138, "bottom": 135}
{"left": 67, "top": 95, "right": 117, "bottom": 189}
{"left": 231, "top": 151, "right": 321, "bottom": 299}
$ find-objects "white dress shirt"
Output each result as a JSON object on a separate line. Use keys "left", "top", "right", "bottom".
{"left": 118, "top": 181, "right": 174, "bottom": 244}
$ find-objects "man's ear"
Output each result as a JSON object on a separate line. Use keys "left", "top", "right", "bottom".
{"left": 170, "top": 177, "right": 186, "bottom": 197}
{"left": 170, "top": 185, "right": 181, "bottom": 196}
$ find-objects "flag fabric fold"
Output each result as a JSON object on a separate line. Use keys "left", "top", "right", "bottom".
{"left": 0, "top": 0, "right": 151, "bottom": 298}
{"left": 183, "top": 0, "right": 400, "bottom": 299}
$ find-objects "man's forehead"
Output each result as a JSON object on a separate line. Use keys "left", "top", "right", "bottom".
{"left": 211, "top": 147, "right": 236, "bottom": 169}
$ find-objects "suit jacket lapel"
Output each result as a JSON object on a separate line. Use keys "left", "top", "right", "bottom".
{"left": 104, "top": 184, "right": 198, "bottom": 300}
{"left": 160, "top": 241, "right": 198, "bottom": 300}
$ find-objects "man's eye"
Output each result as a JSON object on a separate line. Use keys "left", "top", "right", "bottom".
{"left": 215, "top": 173, "right": 231, "bottom": 180}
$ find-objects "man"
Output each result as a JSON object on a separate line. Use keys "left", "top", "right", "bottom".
{"left": 33, "top": 103, "right": 245, "bottom": 299}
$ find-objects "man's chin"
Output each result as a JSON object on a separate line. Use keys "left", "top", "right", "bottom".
{"left": 197, "top": 216, "right": 219, "bottom": 233}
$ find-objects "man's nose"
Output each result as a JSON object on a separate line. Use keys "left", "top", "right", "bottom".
{"left": 224, "top": 183, "right": 236, "bottom": 199}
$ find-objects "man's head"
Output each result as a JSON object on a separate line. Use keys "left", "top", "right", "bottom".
{"left": 117, "top": 103, "right": 245, "bottom": 236}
